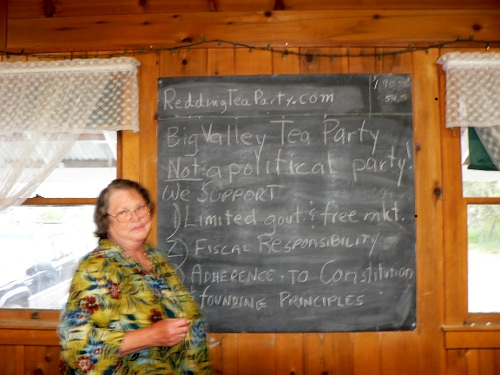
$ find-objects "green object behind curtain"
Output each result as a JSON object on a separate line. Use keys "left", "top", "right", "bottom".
{"left": 468, "top": 128, "right": 498, "bottom": 171}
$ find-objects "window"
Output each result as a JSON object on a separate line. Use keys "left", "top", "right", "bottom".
{"left": 438, "top": 52, "right": 500, "bottom": 324}
{"left": 0, "top": 132, "right": 116, "bottom": 309}
{"left": 461, "top": 128, "right": 500, "bottom": 313}
{"left": 0, "top": 57, "right": 140, "bottom": 313}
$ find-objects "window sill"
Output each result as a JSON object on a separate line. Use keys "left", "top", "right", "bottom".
{"left": 0, "top": 309, "right": 60, "bottom": 345}
{"left": 443, "top": 325, "right": 500, "bottom": 349}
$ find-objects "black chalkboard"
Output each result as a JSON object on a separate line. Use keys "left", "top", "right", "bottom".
{"left": 156, "top": 74, "right": 416, "bottom": 332}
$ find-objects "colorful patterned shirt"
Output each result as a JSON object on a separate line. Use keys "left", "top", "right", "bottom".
{"left": 57, "top": 239, "right": 212, "bottom": 374}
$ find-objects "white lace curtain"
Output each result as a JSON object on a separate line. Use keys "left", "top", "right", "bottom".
{"left": 0, "top": 57, "right": 140, "bottom": 212}
{"left": 437, "top": 52, "right": 500, "bottom": 170}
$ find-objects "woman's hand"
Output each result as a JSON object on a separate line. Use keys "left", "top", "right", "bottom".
{"left": 119, "top": 318, "right": 191, "bottom": 357}
{"left": 151, "top": 318, "right": 191, "bottom": 347}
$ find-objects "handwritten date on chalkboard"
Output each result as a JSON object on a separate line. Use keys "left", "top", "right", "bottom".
{"left": 157, "top": 74, "right": 416, "bottom": 332}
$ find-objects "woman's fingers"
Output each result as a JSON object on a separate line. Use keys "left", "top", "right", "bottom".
{"left": 153, "top": 318, "right": 191, "bottom": 346}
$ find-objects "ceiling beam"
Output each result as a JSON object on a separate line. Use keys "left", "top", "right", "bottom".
{"left": 4, "top": 10, "right": 500, "bottom": 53}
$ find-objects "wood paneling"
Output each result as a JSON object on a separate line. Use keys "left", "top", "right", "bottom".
{"left": 0, "top": 0, "right": 6, "bottom": 50}
{"left": 0, "top": 345, "right": 17, "bottom": 375}
{"left": 411, "top": 48, "right": 447, "bottom": 375}
{"left": 282, "top": 0, "right": 500, "bottom": 9}
{"left": 0, "top": 47, "right": 497, "bottom": 374}
{"left": 6, "top": 0, "right": 500, "bottom": 19}
{"left": 7, "top": 0, "right": 211, "bottom": 18}
{"left": 208, "top": 48, "right": 235, "bottom": 76}
{"left": 353, "top": 333, "right": 381, "bottom": 375}
{"left": 1, "top": 1, "right": 500, "bottom": 374}
{"left": 299, "top": 48, "right": 348, "bottom": 73}
{"left": 3, "top": 10, "right": 500, "bottom": 53}
{"left": 271, "top": 47, "right": 300, "bottom": 74}
{"left": 217, "top": 333, "right": 238, "bottom": 375}
{"left": 276, "top": 333, "right": 303, "bottom": 374}
{"left": 25, "top": 345, "right": 60, "bottom": 374}
{"left": 136, "top": 52, "right": 160, "bottom": 244}
{"left": 303, "top": 333, "right": 324, "bottom": 374}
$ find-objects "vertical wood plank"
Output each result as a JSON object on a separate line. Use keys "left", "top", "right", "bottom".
{"left": 119, "top": 129, "right": 139, "bottom": 180}
{"left": 208, "top": 48, "right": 235, "bottom": 76}
{"left": 347, "top": 48, "right": 377, "bottom": 73}
{"left": 381, "top": 332, "right": 421, "bottom": 375}
{"left": 47, "top": 345, "right": 61, "bottom": 374}
{"left": 303, "top": 333, "right": 325, "bottom": 374}
{"left": 276, "top": 334, "right": 303, "bottom": 375}
{"left": 206, "top": 333, "right": 223, "bottom": 375}
{"left": 237, "top": 333, "right": 276, "bottom": 375}
{"left": 478, "top": 349, "right": 497, "bottom": 375}
{"left": 173, "top": 48, "right": 209, "bottom": 77}
{"left": 465, "top": 349, "right": 480, "bottom": 375}
{"left": 0, "top": 0, "right": 6, "bottom": 50}
{"left": 160, "top": 48, "right": 208, "bottom": 77}
{"left": 353, "top": 333, "right": 381, "bottom": 375}
{"left": 446, "top": 349, "right": 467, "bottom": 375}
{"left": 377, "top": 48, "right": 413, "bottom": 74}
{"left": 134, "top": 52, "right": 160, "bottom": 245}
{"left": 324, "top": 332, "right": 354, "bottom": 375}
{"left": 0, "top": 345, "right": 17, "bottom": 375}
{"left": 15, "top": 345, "right": 25, "bottom": 375}
{"left": 118, "top": 55, "right": 141, "bottom": 181}
{"left": 24, "top": 345, "right": 60, "bottom": 375}
{"left": 234, "top": 48, "right": 273, "bottom": 75}
{"left": 207, "top": 332, "right": 224, "bottom": 374}
{"left": 299, "top": 48, "right": 348, "bottom": 74}
{"left": 272, "top": 48, "right": 300, "bottom": 74}
{"left": 411, "top": 48, "right": 446, "bottom": 375}
{"left": 220, "top": 333, "right": 239, "bottom": 375}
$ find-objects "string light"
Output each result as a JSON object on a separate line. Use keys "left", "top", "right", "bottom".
{"left": 1, "top": 38, "right": 499, "bottom": 61}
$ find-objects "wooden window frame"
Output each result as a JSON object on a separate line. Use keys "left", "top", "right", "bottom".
{"left": 440, "top": 71, "right": 500, "bottom": 348}
{"left": 0, "top": 133, "right": 123, "bottom": 328}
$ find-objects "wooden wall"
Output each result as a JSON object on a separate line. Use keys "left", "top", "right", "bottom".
{"left": 0, "top": 1, "right": 499, "bottom": 374}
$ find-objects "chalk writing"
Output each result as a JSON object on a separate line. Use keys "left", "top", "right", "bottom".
{"left": 157, "top": 74, "right": 416, "bottom": 332}
{"left": 163, "top": 88, "right": 336, "bottom": 115}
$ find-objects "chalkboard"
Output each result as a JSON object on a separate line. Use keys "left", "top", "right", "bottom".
{"left": 156, "top": 74, "right": 416, "bottom": 332}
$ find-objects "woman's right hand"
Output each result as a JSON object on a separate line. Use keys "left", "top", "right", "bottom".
{"left": 151, "top": 318, "right": 191, "bottom": 347}
{"left": 119, "top": 317, "right": 191, "bottom": 357}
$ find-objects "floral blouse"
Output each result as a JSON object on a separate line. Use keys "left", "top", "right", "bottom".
{"left": 57, "top": 239, "right": 212, "bottom": 375}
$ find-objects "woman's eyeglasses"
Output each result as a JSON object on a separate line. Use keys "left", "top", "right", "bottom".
{"left": 108, "top": 205, "right": 150, "bottom": 223}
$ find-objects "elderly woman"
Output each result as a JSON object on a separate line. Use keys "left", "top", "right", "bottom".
{"left": 58, "top": 179, "right": 212, "bottom": 374}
